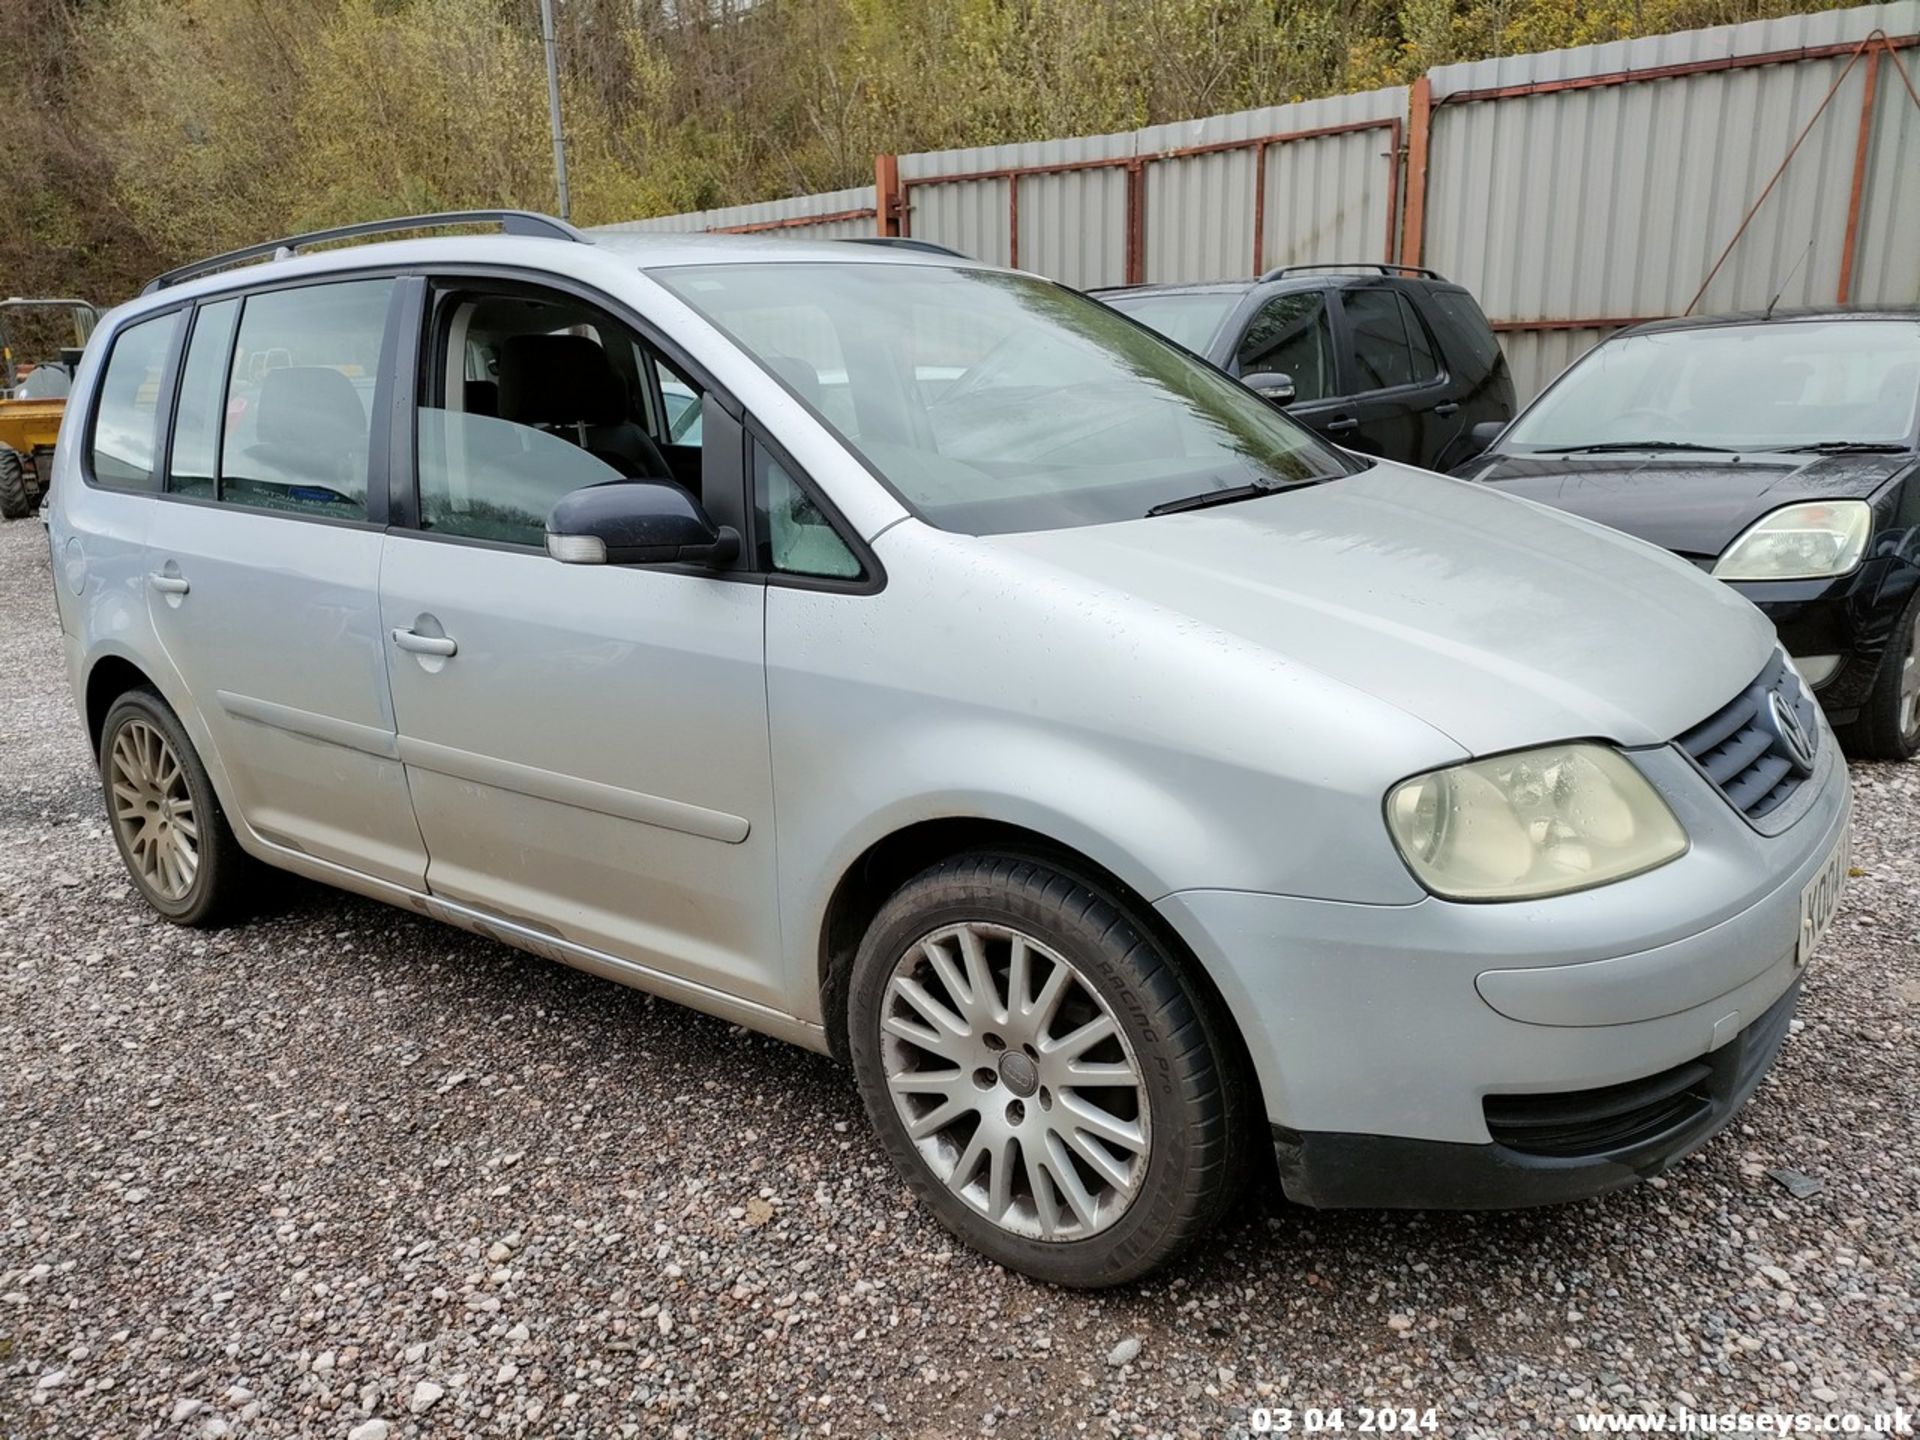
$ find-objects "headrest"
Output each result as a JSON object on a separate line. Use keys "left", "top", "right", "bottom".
{"left": 463, "top": 379, "right": 499, "bottom": 417}
{"left": 497, "top": 334, "right": 625, "bottom": 427}
{"left": 255, "top": 366, "right": 367, "bottom": 453}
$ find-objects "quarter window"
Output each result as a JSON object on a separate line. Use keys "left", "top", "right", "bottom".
{"left": 1427, "top": 289, "right": 1502, "bottom": 373}
{"left": 219, "top": 279, "right": 392, "bottom": 521}
{"left": 1236, "top": 292, "right": 1334, "bottom": 404}
{"left": 88, "top": 313, "right": 177, "bottom": 490}
{"left": 754, "top": 445, "right": 861, "bottom": 580}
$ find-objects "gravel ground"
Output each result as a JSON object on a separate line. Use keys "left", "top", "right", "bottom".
{"left": 1, "top": 514, "right": 1915, "bottom": 1440}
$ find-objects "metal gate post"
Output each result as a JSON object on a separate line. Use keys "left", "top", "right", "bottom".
{"left": 1124, "top": 160, "right": 1146, "bottom": 284}
{"left": 874, "top": 153, "right": 904, "bottom": 237}
{"left": 1400, "top": 75, "right": 1433, "bottom": 269}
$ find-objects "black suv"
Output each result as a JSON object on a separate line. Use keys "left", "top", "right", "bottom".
{"left": 1095, "top": 265, "right": 1514, "bottom": 473}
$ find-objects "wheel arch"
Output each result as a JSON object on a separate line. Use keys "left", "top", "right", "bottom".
{"left": 84, "top": 652, "right": 157, "bottom": 756}
{"left": 814, "top": 815, "right": 1265, "bottom": 1132}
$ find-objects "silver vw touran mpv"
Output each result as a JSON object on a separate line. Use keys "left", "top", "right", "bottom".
{"left": 47, "top": 213, "right": 1850, "bottom": 1285}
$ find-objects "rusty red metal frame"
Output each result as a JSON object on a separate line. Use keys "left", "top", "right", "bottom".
{"left": 708, "top": 206, "right": 877, "bottom": 236}
{"left": 704, "top": 26, "right": 1914, "bottom": 338}
{"left": 896, "top": 117, "right": 1403, "bottom": 284}
{"left": 1425, "top": 29, "right": 1919, "bottom": 335}
{"left": 1399, "top": 77, "right": 1433, "bottom": 271}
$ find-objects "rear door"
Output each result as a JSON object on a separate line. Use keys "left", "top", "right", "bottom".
{"left": 142, "top": 276, "right": 428, "bottom": 889}
{"left": 1329, "top": 285, "right": 1454, "bottom": 465}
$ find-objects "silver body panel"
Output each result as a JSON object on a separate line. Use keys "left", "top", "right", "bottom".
{"left": 47, "top": 231, "right": 1847, "bottom": 1155}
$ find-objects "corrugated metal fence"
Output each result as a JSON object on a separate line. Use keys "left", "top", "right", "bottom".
{"left": 594, "top": 0, "right": 1920, "bottom": 400}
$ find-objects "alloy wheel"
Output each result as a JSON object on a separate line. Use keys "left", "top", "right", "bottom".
{"left": 108, "top": 718, "right": 199, "bottom": 901}
{"left": 879, "top": 921, "right": 1151, "bottom": 1242}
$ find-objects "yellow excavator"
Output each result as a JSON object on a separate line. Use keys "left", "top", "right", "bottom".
{"left": 1, "top": 297, "right": 98, "bottom": 519}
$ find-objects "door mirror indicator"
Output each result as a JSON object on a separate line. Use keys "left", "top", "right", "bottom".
{"left": 1241, "top": 371, "right": 1297, "bottom": 406}
{"left": 546, "top": 481, "right": 741, "bottom": 568}
{"left": 1462, "top": 420, "right": 1506, "bottom": 460}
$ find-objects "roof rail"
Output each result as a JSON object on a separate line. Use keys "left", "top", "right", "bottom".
{"left": 140, "top": 210, "right": 589, "bottom": 295}
{"left": 838, "top": 237, "right": 971, "bottom": 259}
{"left": 1258, "top": 262, "right": 1448, "bottom": 283}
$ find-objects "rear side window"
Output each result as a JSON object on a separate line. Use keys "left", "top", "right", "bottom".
{"left": 1426, "top": 289, "right": 1503, "bottom": 373}
{"left": 1344, "top": 288, "right": 1421, "bottom": 392}
{"left": 1401, "top": 294, "right": 1440, "bottom": 383}
{"left": 88, "top": 314, "right": 177, "bottom": 490}
{"left": 1236, "top": 292, "right": 1335, "bottom": 403}
{"left": 168, "top": 299, "right": 240, "bottom": 499}
{"left": 219, "top": 279, "right": 393, "bottom": 521}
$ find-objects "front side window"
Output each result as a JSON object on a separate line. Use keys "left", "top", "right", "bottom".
{"left": 416, "top": 288, "right": 698, "bottom": 548}
{"left": 1236, "top": 292, "right": 1335, "bottom": 403}
{"left": 221, "top": 279, "right": 392, "bottom": 520}
{"left": 1504, "top": 320, "right": 1920, "bottom": 452}
{"left": 653, "top": 263, "right": 1352, "bottom": 535}
{"left": 754, "top": 444, "right": 861, "bottom": 580}
{"left": 88, "top": 313, "right": 177, "bottom": 490}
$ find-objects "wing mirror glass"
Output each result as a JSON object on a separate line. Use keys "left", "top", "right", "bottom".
{"left": 546, "top": 480, "right": 740, "bottom": 568}
{"left": 1241, "top": 371, "right": 1296, "bottom": 406}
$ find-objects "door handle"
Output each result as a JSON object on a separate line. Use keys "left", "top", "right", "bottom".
{"left": 1324, "top": 417, "right": 1360, "bottom": 434}
{"left": 391, "top": 628, "right": 457, "bottom": 658}
{"left": 147, "top": 572, "right": 190, "bottom": 596}
{"left": 1432, "top": 401, "right": 1461, "bottom": 417}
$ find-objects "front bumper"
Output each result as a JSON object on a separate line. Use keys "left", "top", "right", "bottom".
{"left": 1155, "top": 728, "right": 1850, "bottom": 1210}
{"left": 1270, "top": 983, "right": 1797, "bottom": 1208}
{"left": 1731, "top": 563, "right": 1916, "bottom": 723}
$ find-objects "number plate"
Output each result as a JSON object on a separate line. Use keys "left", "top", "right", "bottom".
{"left": 1797, "top": 824, "right": 1850, "bottom": 968}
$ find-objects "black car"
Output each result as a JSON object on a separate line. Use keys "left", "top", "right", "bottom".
{"left": 1094, "top": 264, "right": 1515, "bottom": 472}
{"left": 1455, "top": 307, "right": 1920, "bottom": 760}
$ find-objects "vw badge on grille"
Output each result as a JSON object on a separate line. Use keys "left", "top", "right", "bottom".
{"left": 1766, "top": 690, "right": 1817, "bottom": 775}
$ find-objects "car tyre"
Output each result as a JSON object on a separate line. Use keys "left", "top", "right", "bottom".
{"left": 847, "top": 851, "right": 1248, "bottom": 1286}
{"left": 0, "top": 447, "right": 32, "bottom": 521}
{"left": 99, "top": 688, "right": 255, "bottom": 926}
{"left": 1839, "top": 589, "right": 1920, "bottom": 761}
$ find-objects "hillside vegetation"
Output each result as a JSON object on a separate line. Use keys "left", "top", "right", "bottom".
{"left": 2, "top": 0, "right": 1855, "bottom": 310}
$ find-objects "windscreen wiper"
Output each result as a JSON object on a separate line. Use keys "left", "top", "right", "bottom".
{"left": 1775, "top": 440, "right": 1909, "bottom": 454}
{"left": 1535, "top": 440, "right": 1729, "bottom": 455}
{"left": 1146, "top": 478, "right": 1314, "bottom": 516}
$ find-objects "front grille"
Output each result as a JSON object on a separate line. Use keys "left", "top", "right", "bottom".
{"left": 1485, "top": 1059, "right": 1713, "bottom": 1157}
{"left": 1676, "top": 650, "right": 1819, "bottom": 820}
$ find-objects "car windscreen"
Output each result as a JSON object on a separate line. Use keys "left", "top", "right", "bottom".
{"left": 650, "top": 263, "right": 1352, "bottom": 535}
{"left": 1097, "top": 290, "right": 1240, "bottom": 353}
{"left": 1504, "top": 319, "right": 1920, "bottom": 452}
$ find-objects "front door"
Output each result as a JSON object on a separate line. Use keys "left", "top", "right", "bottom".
{"left": 377, "top": 278, "right": 783, "bottom": 1008}
{"left": 143, "top": 279, "right": 428, "bottom": 889}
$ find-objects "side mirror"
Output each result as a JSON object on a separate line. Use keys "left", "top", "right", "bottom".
{"left": 546, "top": 480, "right": 740, "bottom": 567}
{"left": 1460, "top": 419, "right": 1507, "bottom": 461}
{"left": 1241, "top": 371, "right": 1296, "bottom": 406}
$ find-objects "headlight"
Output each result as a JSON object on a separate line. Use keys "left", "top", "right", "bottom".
{"left": 1385, "top": 744, "right": 1688, "bottom": 901}
{"left": 1711, "top": 500, "right": 1871, "bottom": 581}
